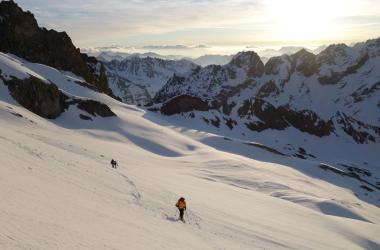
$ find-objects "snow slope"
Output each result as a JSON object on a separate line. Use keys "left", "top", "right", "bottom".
{"left": 1, "top": 53, "right": 380, "bottom": 249}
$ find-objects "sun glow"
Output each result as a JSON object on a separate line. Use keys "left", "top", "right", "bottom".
{"left": 264, "top": 0, "right": 358, "bottom": 42}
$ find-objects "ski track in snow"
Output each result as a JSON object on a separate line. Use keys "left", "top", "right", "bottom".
{"left": 0, "top": 52, "right": 380, "bottom": 249}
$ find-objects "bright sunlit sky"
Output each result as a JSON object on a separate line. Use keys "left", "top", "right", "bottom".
{"left": 16, "top": 0, "right": 380, "bottom": 56}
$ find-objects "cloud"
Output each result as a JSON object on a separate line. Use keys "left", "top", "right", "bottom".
{"left": 194, "top": 44, "right": 211, "bottom": 49}
{"left": 142, "top": 45, "right": 190, "bottom": 50}
{"left": 15, "top": 0, "right": 380, "bottom": 47}
{"left": 16, "top": 0, "right": 263, "bottom": 46}
{"left": 141, "top": 44, "right": 212, "bottom": 50}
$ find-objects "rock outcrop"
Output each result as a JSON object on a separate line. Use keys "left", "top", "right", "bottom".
{"left": 0, "top": 71, "right": 116, "bottom": 119}
{"left": 160, "top": 95, "right": 209, "bottom": 115}
{"left": 0, "top": 0, "right": 116, "bottom": 98}
{"left": 1, "top": 74, "right": 68, "bottom": 119}
{"left": 238, "top": 99, "right": 334, "bottom": 136}
{"left": 76, "top": 100, "right": 116, "bottom": 117}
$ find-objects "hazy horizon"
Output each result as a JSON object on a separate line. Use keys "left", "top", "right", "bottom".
{"left": 14, "top": 0, "right": 380, "bottom": 57}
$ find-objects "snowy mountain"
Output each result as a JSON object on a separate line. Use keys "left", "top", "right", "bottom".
{"left": 152, "top": 38, "right": 380, "bottom": 148}
{"left": 258, "top": 45, "right": 329, "bottom": 63}
{"left": 104, "top": 57, "right": 198, "bottom": 105}
{"left": 1, "top": 47, "right": 380, "bottom": 250}
{"left": 189, "top": 54, "right": 234, "bottom": 67}
{"left": 1, "top": 2, "right": 380, "bottom": 249}
{"left": 85, "top": 46, "right": 235, "bottom": 67}
{"left": 90, "top": 50, "right": 186, "bottom": 62}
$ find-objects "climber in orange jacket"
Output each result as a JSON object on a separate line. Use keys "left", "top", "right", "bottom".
{"left": 175, "top": 197, "right": 187, "bottom": 222}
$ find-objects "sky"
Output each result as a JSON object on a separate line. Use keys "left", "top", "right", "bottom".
{"left": 15, "top": 0, "right": 380, "bottom": 56}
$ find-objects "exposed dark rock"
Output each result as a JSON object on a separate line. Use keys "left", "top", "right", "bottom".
{"left": 264, "top": 56, "right": 290, "bottom": 75}
{"left": 243, "top": 142, "right": 287, "bottom": 156}
{"left": 335, "top": 112, "right": 380, "bottom": 143}
{"left": 318, "top": 53, "right": 369, "bottom": 85}
{"left": 2, "top": 75, "right": 68, "bottom": 119}
{"left": 320, "top": 163, "right": 379, "bottom": 190}
{"left": 238, "top": 99, "right": 288, "bottom": 130}
{"left": 286, "top": 110, "right": 334, "bottom": 137}
{"left": 160, "top": 95, "right": 209, "bottom": 115}
{"left": 10, "top": 112, "right": 23, "bottom": 118}
{"left": 1, "top": 73, "right": 116, "bottom": 119}
{"left": 239, "top": 99, "right": 334, "bottom": 136}
{"left": 210, "top": 116, "right": 221, "bottom": 128}
{"left": 257, "top": 81, "right": 280, "bottom": 98}
{"left": 245, "top": 121, "right": 271, "bottom": 132}
{"left": 153, "top": 75, "right": 187, "bottom": 103}
{"left": 350, "top": 81, "right": 380, "bottom": 103}
{"left": 77, "top": 100, "right": 116, "bottom": 117}
{"left": 317, "top": 44, "right": 348, "bottom": 65}
{"left": 360, "top": 185, "right": 374, "bottom": 192}
{"left": 79, "top": 114, "right": 93, "bottom": 121}
{"left": 224, "top": 117, "right": 237, "bottom": 129}
{"left": 230, "top": 51, "right": 264, "bottom": 77}
{"left": 221, "top": 102, "right": 236, "bottom": 115}
{"left": 83, "top": 54, "right": 118, "bottom": 98}
{"left": 295, "top": 147, "right": 316, "bottom": 159}
{"left": 147, "top": 107, "right": 160, "bottom": 112}
{"left": 339, "top": 164, "right": 372, "bottom": 177}
{"left": 0, "top": 0, "right": 117, "bottom": 98}
{"left": 202, "top": 117, "right": 210, "bottom": 125}
{"left": 290, "top": 49, "right": 318, "bottom": 77}
{"left": 317, "top": 44, "right": 369, "bottom": 85}
{"left": 213, "top": 79, "right": 256, "bottom": 115}
{"left": 294, "top": 154, "right": 307, "bottom": 159}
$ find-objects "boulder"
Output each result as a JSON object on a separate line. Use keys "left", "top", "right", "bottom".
{"left": 2, "top": 76, "right": 68, "bottom": 119}
{"left": 160, "top": 95, "right": 209, "bottom": 115}
{"left": 76, "top": 100, "right": 116, "bottom": 117}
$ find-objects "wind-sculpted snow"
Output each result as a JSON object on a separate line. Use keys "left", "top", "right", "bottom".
{"left": 0, "top": 3, "right": 379, "bottom": 247}
{"left": 1, "top": 64, "right": 380, "bottom": 249}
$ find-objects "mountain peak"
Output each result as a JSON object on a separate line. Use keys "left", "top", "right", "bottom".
{"left": 291, "top": 48, "right": 316, "bottom": 60}
{"left": 0, "top": 0, "right": 38, "bottom": 32}
{"left": 229, "top": 51, "right": 264, "bottom": 77}
{"left": 230, "top": 51, "right": 261, "bottom": 66}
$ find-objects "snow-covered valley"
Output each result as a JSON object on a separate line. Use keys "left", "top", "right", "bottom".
{"left": 1, "top": 52, "right": 380, "bottom": 250}
{"left": 1, "top": 1, "right": 379, "bottom": 249}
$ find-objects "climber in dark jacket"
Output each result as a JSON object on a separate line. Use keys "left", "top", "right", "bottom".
{"left": 110, "top": 159, "right": 118, "bottom": 169}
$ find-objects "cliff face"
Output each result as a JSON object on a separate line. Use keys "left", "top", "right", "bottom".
{"left": 0, "top": 0, "right": 116, "bottom": 98}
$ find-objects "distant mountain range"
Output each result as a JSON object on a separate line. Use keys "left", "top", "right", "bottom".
{"left": 1, "top": 0, "right": 379, "bottom": 153}
{"left": 151, "top": 39, "right": 380, "bottom": 145}
{"left": 84, "top": 45, "right": 328, "bottom": 66}
{"left": 85, "top": 49, "right": 234, "bottom": 67}
{"left": 104, "top": 57, "right": 198, "bottom": 105}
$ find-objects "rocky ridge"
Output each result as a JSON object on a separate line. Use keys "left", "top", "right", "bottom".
{"left": 150, "top": 38, "right": 380, "bottom": 144}
{"left": 0, "top": 0, "right": 117, "bottom": 99}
